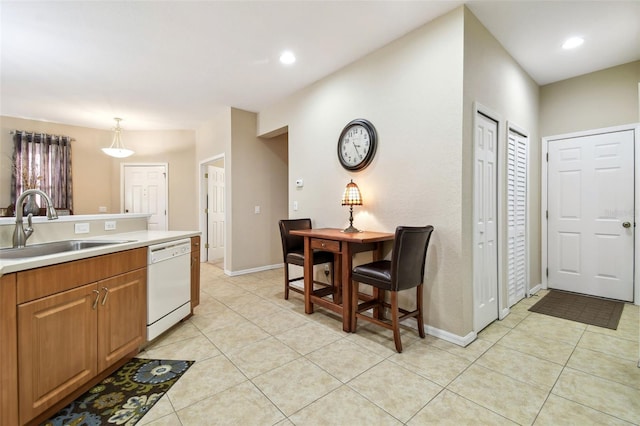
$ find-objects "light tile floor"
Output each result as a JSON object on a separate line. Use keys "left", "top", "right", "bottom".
{"left": 138, "top": 263, "right": 640, "bottom": 425}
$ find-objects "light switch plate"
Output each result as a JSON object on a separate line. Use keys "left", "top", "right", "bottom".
{"left": 74, "top": 223, "right": 90, "bottom": 234}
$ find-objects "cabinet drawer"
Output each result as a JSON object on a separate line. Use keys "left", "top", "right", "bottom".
{"left": 17, "top": 248, "right": 147, "bottom": 304}
{"left": 311, "top": 239, "right": 340, "bottom": 252}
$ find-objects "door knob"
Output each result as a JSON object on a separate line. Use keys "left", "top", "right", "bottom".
{"left": 622, "top": 221, "right": 631, "bottom": 228}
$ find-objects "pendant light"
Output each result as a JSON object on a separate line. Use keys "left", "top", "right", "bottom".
{"left": 102, "top": 117, "right": 134, "bottom": 158}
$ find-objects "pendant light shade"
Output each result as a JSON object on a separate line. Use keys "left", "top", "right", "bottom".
{"left": 102, "top": 117, "right": 134, "bottom": 158}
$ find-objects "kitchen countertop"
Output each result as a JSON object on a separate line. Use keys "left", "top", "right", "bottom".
{"left": 0, "top": 230, "right": 200, "bottom": 277}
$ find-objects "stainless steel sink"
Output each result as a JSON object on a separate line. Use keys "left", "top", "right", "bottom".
{"left": 0, "top": 240, "right": 135, "bottom": 260}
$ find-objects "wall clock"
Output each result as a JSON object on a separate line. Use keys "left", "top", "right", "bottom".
{"left": 337, "top": 118, "right": 377, "bottom": 171}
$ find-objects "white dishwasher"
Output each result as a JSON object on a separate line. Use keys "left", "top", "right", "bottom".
{"left": 147, "top": 238, "right": 192, "bottom": 341}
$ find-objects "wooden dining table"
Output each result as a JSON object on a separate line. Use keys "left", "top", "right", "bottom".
{"left": 289, "top": 228, "right": 395, "bottom": 332}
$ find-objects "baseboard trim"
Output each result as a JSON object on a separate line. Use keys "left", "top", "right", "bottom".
{"left": 426, "top": 326, "right": 477, "bottom": 347}
{"left": 226, "top": 263, "right": 282, "bottom": 277}
{"left": 529, "top": 283, "right": 543, "bottom": 296}
{"left": 499, "top": 307, "right": 510, "bottom": 320}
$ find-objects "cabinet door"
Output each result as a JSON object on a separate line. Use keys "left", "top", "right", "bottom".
{"left": 97, "top": 269, "right": 146, "bottom": 372}
{"left": 18, "top": 283, "right": 98, "bottom": 422}
{"left": 191, "top": 236, "right": 201, "bottom": 310}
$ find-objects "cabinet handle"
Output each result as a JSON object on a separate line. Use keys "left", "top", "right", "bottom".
{"left": 92, "top": 290, "right": 100, "bottom": 310}
{"left": 101, "top": 287, "right": 109, "bottom": 306}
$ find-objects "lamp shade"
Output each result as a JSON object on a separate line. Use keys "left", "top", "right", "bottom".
{"left": 102, "top": 117, "right": 134, "bottom": 158}
{"left": 341, "top": 180, "right": 362, "bottom": 206}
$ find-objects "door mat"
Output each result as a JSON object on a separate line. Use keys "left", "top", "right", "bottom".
{"left": 528, "top": 290, "right": 624, "bottom": 329}
{"left": 42, "top": 358, "right": 194, "bottom": 426}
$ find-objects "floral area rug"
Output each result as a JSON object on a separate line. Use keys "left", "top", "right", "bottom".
{"left": 42, "top": 358, "right": 194, "bottom": 426}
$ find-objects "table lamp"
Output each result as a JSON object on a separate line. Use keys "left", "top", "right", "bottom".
{"left": 341, "top": 179, "right": 363, "bottom": 233}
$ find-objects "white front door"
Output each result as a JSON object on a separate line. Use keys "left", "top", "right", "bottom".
{"left": 123, "top": 164, "right": 168, "bottom": 231}
{"left": 207, "top": 165, "right": 225, "bottom": 261}
{"left": 548, "top": 130, "right": 634, "bottom": 301}
{"left": 473, "top": 112, "right": 499, "bottom": 331}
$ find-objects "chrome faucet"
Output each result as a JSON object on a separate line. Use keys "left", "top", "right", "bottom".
{"left": 13, "top": 189, "right": 58, "bottom": 248}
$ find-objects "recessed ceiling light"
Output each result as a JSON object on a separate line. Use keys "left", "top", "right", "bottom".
{"left": 279, "top": 50, "right": 296, "bottom": 65}
{"left": 562, "top": 36, "right": 584, "bottom": 50}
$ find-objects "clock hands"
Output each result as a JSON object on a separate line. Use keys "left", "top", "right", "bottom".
{"left": 351, "top": 139, "right": 363, "bottom": 159}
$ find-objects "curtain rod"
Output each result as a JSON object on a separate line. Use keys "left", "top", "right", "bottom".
{"left": 9, "top": 130, "right": 75, "bottom": 141}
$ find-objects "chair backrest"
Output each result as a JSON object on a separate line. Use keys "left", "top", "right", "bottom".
{"left": 391, "top": 225, "right": 434, "bottom": 291}
{"left": 278, "top": 218, "right": 312, "bottom": 261}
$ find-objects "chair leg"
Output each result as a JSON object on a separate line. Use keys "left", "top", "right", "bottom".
{"left": 372, "top": 288, "right": 384, "bottom": 320}
{"left": 416, "top": 284, "right": 425, "bottom": 338}
{"left": 284, "top": 264, "right": 290, "bottom": 300}
{"left": 391, "top": 291, "right": 402, "bottom": 353}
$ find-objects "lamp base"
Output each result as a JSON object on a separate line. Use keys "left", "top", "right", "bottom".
{"left": 342, "top": 225, "right": 361, "bottom": 233}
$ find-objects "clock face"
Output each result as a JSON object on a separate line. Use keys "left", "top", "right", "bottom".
{"left": 337, "top": 119, "right": 377, "bottom": 171}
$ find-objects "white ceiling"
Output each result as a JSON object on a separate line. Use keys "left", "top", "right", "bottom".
{"left": 1, "top": 1, "right": 638, "bottom": 131}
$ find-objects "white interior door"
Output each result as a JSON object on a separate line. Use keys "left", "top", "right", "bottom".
{"left": 473, "top": 112, "right": 499, "bottom": 331}
{"left": 123, "top": 164, "right": 168, "bottom": 231}
{"left": 207, "top": 165, "right": 225, "bottom": 261}
{"left": 548, "top": 130, "right": 634, "bottom": 302}
{"left": 507, "top": 128, "right": 528, "bottom": 307}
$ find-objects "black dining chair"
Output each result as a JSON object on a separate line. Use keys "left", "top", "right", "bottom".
{"left": 350, "top": 225, "right": 434, "bottom": 352}
{"left": 278, "top": 219, "right": 337, "bottom": 301}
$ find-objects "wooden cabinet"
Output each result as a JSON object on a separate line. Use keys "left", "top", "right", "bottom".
{"left": 12, "top": 248, "right": 147, "bottom": 424}
{"left": 1, "top": 273, "right": 19, "bottom": 426}
{"left": 97, "top": 269, "right": 146, "bottom": 371}
{"left": 18, "top": 283, "right": 98, "bottom": 421}
{"left": 190, "top": 236, "right": 201, "bottom": 311}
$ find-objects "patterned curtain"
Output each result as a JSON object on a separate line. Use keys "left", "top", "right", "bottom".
{"left": 11, "top": 132, "right": 73, "bottom": 210}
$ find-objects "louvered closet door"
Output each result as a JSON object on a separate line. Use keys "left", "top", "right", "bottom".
{"left": 507, "top": 129, "right": 528, "bottom": 307}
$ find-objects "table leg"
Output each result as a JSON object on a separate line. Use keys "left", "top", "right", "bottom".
{"left": 333, "top": 255, "right": 342, "bottom": 305}
{"left": 341, "top": 243, "right": 353, "bottom": 332}
{"left": 303, "top": 237, "right": 314, "bottom": 314}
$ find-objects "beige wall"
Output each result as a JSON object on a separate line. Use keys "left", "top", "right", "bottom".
{"left": 257, "top": 6, "right": 542, "bottom": 338}
{"left": 230, "top": 108, "right": 288, "bottom": 271}
{"left": 1, "top": 116, "right": 112, "bottom": 212}
{"left": 116, "top": 129, "right": 198, "bottom": 231}
{"left": 540, "top": 61, "right": 640, "bottom": 137}
{"left": 0, "top": 116, "right": 198, "bottom": 231}
{"left": 259, "top": 8, "right": 468, "bottom": 335}
{"left": 462, "top": 10, "right": 541, "bottom": 319}
{"left": 195, "top": 106, "right": 231, "bottom": 162}
{"left": 195, "top": 107, "right": 287, "bottom": 273}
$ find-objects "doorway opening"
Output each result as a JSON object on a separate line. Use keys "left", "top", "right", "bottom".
{"left": 199, "top": 154, "right": 226, "bottom": 270}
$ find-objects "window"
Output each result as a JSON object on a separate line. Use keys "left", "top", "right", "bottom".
{"left": 11, "top": 132, "right": 73, "bottom": 211}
